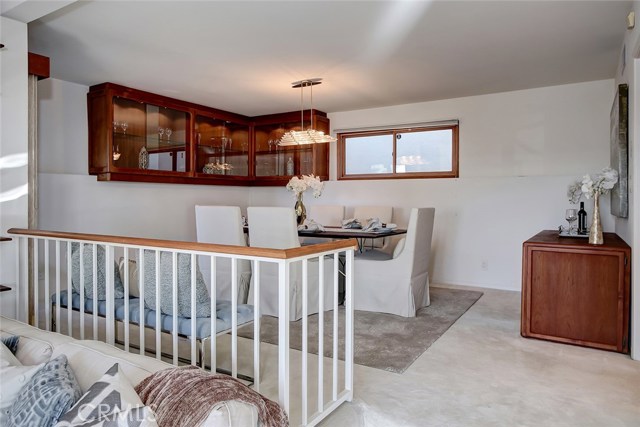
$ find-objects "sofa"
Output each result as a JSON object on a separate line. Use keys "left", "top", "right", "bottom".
{"left": 0, "top": 315, "right": 260, "bottom": 426}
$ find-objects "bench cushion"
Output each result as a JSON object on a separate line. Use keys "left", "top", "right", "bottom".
{"left": 54, "top": 291, "right": 253, "bottom": 340}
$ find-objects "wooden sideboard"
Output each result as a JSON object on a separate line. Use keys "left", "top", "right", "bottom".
{"left": 521, "top": 230, "right": 631, "bottom": 353}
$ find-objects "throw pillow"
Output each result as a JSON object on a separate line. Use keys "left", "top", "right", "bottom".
{"left": 7, "top": 354, "right": 82, "bottom": 427}
{"left": 71, "top": 243, "right": 124, "bottom": 300}
{"left": 143, "top": 250, "right": 211, "bottom": 318}
{"left": 118, "top": 257, "right": 140, "bottom": 298}
{"left": 1, "top": 335, "right": 19, "bottom": 354}
{"left": 0, "top": 332, "right": 54, "bottom": 365}
{"left": 55, "top": 363, "right": 148, "bottom": 426}
{"left": 0, "top": 342, "right": 45, "bottom": 426}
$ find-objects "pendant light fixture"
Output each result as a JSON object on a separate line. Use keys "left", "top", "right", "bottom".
{"left": 279, "top": 78, "right": 337, "bottom": 146}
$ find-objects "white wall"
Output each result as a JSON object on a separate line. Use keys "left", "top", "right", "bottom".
{"left": 39, "top": 78, "right": 615, "bottom": 292}
{"left": 614, "top": 0, "right": 640, "bottom": 360}
{"left": 0, "top": 16, "right": 29, "bottom": 318}
{"left": 251, "top": 80, "right": 615, "bottom": 291}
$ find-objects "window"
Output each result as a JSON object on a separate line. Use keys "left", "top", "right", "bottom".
{"left": 337, "top": 123, "right": 459, "bottom": 180}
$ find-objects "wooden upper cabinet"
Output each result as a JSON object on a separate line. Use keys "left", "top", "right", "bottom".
{"left": 252, "top": 110, "right": 330, "bottom": 186}
{"left": 87, "top": 83, "right": 330, "bottom": 186}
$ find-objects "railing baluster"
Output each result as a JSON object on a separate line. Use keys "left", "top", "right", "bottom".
{"left": 155, "top": 250, "right": 161, "bottom": 360}
{"left": 55, "top": 241, "right": 61, "bottom": 333}
{"left": 172, "top": 251, "right": 178, "bottom": 365}
{"left": 318, "top": 255, "right": 325, "bottom": 413}
{"left": 79, "top": 243, "right": 85, "bottom": 339}
{"left": 253, "top": 260, "right": 260, "bottom": 393}
{"left": 44, "top": 240, "right": 50, "bottom": 331}
{"left": 210, "top": 255, "right": 216, "bottom": 372}
{"left": 333, "top": 252, "right": 339, "bottom": 401}
{"left": 344, "top": 249, "right": 354, "bottom": 398}
{"left": 190, "top": 253, "right": 197, "bottom": 365}
{"left": 33, "top": 239, "right": 39, "bottom": 328}
{"left": 92, "top": 243, "right": 98, "bottom": 340}
{"left": 105, "top": 245, "right": 115, "bottom": 345}
{"left": 139, "top": 248, "right": 145, "bottom": 356}
{"left": 302, "top": 259, "right": 308, "bottom": 425}
{"left": 66, "top": 242, "right": 72, "bottom": 336}
{"left": 231, "top": 257, "right": 238, "bottom": 378}
{"left": 278, "top": 260, "right": 290, "bottom": 417}
{"left": 124, "top": 247, "right": 130, "bottom": 352}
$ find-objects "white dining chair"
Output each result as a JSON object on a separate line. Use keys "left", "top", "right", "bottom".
{"left": 246, "top": 207, "right": 335, "bottom": 320}
{"left": 195, "top": 205, "right": 252, "bottom": 304}
{"left": 354, "top": 207, "right": 435, "bottom": 317}
{"left": 353, "top": 205, "right": 393, "bottom": 251}
{"left": 301, "top": 205, "right": 345, "bottom": 245}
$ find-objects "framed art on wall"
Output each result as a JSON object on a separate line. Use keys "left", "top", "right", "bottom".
{"left": 610, "top": 83, "right": 629, "bottom": 218}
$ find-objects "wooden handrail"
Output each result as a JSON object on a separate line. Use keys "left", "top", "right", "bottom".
{"left": 7, "top": 228, "right": 357, "bottom": 260}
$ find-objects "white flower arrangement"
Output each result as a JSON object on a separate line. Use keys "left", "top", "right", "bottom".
{"left": 286, "top": 174, "right": 324, "bottom": 198}
{"left": 567, "top": 167, "right": 618, "bottom": 203}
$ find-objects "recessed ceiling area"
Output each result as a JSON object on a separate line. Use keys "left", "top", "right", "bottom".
{"left": 26, "top": 0, "right": 632, "bottom": 116}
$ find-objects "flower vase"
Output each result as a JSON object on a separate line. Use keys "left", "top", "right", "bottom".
{"left": 295, "top": 193, "right": 306, "bottom": 225}
{"left": 589, "top": 192, "right": 603, "bottom": 245}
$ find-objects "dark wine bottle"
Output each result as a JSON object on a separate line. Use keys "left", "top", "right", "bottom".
{"left": 577, "top": 202, "right": 587, "bottom": 234}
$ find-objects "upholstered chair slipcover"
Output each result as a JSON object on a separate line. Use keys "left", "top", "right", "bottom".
{"left": 195, "top": 205, "right": 252, "bottom": 304}
{"left": 354, "top": 207, "right": 435, "bottom": 317}
{"left": 246, "top": 207, "right": 334, "bottom": 320}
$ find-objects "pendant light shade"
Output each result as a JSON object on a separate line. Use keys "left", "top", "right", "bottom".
{"left": 279, "top": 78, "right": 337, "bottom": 146}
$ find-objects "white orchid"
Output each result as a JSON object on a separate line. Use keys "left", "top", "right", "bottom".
{"left": 567, "top": 168, "right": 618, "bottom": 202}
{"left": 286, "top": 174, "right": 324, "bottom": 198}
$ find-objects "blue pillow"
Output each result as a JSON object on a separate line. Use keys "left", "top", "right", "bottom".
{"left": 1, "top": 335, "right": 19, "bottom": 354}
{"left": 7, "top": 354, "right": 82, "bottom": 427}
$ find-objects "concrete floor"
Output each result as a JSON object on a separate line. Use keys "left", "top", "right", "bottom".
{"left": 317, "top": 285, "right": 640, "bottom": 427}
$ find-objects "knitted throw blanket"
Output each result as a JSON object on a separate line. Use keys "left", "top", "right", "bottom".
{"left": 135, "top": 366, "right": 288, "bottom": 427}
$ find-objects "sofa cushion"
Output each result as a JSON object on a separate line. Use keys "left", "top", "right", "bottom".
{"left": 7, "top": 354, "right": 82, "bottom": 427}
{"left": 59, "top": 407, "right": 157, "bottom": 427}
{"left": 52, "top": 341, "right": 171, "bottom": 392}
{"left": 55, "top": 363, "right": 152, "bottom": 427}
{"left": 0, "top": 317, "right": 76, "bottom": 365}
{"left": 0, "top": 342, "right": 45, "bottom": 425}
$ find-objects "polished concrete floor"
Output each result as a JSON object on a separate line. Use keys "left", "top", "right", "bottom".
{"left": 317, "top": 285, "right": 640, "bottom": 427}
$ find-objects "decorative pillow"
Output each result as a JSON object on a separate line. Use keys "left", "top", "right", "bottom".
{"left": 7, "top": 354, "right": 82, "bottom": 427}
{"left": 143, "top": 250, "right": 211, "bottom": 318}
{"left": 0, "top": 342, "right": 45, "bottom": 426}
{"left": 71, "top": 243, "right": 124, "bottom": 300}
{"left": 1, "top": 335, "right": 19, "bottom": 355}
{"left": 118, "top": 258, "right": 140, "bottom": 298}
{"left": 0, "top": 332, "right": 54, "bottom": 365}
{"left": 56, "top": 363, "right": 155, "bottom": 427}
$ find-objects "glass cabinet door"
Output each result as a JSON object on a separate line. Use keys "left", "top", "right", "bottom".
{"left": 195, "top": 115, "right": 249, "bottom": 176}
{"left": 111, "top": 97, "right": 189, "bottom": 173}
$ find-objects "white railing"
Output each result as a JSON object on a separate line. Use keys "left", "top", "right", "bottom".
{"left": 8, "top": 228, "right": 355, "bottom": 427}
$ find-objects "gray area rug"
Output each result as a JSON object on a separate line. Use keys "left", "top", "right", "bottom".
{"left": 238, "top": 287, "right": 483, "bottom": 373}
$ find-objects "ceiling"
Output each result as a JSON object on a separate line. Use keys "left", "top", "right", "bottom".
{"left": 26, "top": 0, "right": 632, "bottom": 117}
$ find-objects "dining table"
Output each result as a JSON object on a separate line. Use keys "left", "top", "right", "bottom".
{"left": 297, "top": 226, "right": 407, "bottom": 252}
